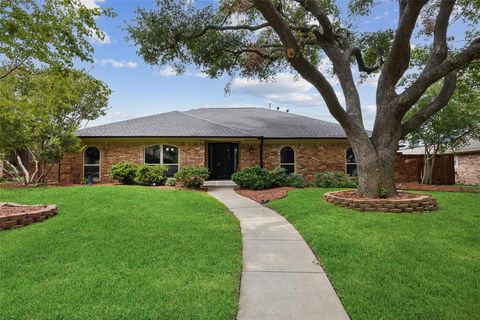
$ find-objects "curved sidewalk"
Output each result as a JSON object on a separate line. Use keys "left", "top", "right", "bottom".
{"left": 208, "top": 187, "right": 349, "bottom": 320}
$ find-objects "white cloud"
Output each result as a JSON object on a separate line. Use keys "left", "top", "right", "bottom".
{"left": 90, "top": 30, "right": 111, "bottom": 45}
{"left": 79, "top": 0, "right": 104, "bottom": 9}
{"left": 99, "top": 59, "right": 137, "bottom": 69}
{"left": 82, "top": 110, "right": 141, "bottom": 128}
{"left": 158, "top": 66, "right": 177, "bottom": 77}
{"left": 157, "top": 66, "right": 209, "bottom": 78}
{"left": 231, "top": 73, "right": 324, "bottom": 105}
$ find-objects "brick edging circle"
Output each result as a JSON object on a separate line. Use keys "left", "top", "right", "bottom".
{"left": 0, "top": 203, "right": 58, "bottom": 230}
{"left": 324, "top": 191, "right": 438, "bottom": 213}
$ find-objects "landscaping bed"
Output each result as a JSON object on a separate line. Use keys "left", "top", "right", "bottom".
{"left": 235, "top": 187, "right": 292, "bottom": 203}
{"left": 324, "top": 190, "right": 438, "bottom": 213}
{"left": 0, "top": 202, "right": 57, "bottom": 230}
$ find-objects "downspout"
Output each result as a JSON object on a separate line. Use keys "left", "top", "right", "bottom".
{"left": 259, "top": 136, "right": 264, "bottom": 168}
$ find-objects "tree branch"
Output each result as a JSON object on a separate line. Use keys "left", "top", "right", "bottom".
{"left": 377, "top": 0, "right": 427, "bottom": 98}
{"left": 425, "top": 0, "right": 456, "bottom": 68}
{"left": 188, "top": 22, "right": 271, "bottom": 40}
{"left": 351, "top": 48, "right": 383, "bottom": 74}
{"left": 252, "top": 0, "right": 354, "bottom": 129}
{"left": 397, "top": 37, "right": 480, "bottom": 109}
{"left": 293, "top": 0, "right": 335, "bottom": 41}
{"left": 0, "top": 56, "right": 30, "bottom": 80}
{"left": 400, "top": 71, "right": 457, "bottom": 138}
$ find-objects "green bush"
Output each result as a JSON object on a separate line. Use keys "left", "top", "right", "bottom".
{"left": 174, "top": 166, "right": 209, "bottom": 188}
{"left": 311, "top": 171, "right": 357, "bottom": 188}
{"left": 232, "top": 167, "right": 273, "bottom": 190}
{"left": 287, "top": 173, "right": 307, "bottom": 188}
{"left": 166, "top": 177, "right": 176, "bottom": 187}
{"left": 269, "top": 167, "right": 288, "bottom": 187}
{"left": 134, "top": 164, "right": 168, "bottom": 186}
{"left": 110, "top": 162, "right": 138, "bottom": 185}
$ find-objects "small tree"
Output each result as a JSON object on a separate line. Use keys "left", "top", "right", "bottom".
{"left": 0, "top": 67, "right": 111, "bottom": 184}
{"left": 405, "top": 66, "right": 480, "bottom": 184}
{"left": 0, "top": 0, "right": 114, "bottom": 80}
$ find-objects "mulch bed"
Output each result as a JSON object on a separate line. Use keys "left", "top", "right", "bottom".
{"left": 235, "top": 187, "right": 292, "bottom": 204}
{"left": 398, "top": 183, "right": 479, "bottom": 193}
{"left": 0, "top": 204, "right": 47, "bottom": 217}
{"left": 334, "top": 190, "right": 420, "bottom": 201}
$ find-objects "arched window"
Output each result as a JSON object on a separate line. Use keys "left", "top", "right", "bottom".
{"left": 346, "top": 147, "right": 357, "bottom": 176}
{"left": 144, "top": 145, "right": 179, "bottom": 176}
{"left": 84, "top": 147, "right": 100, "bottom": 180}
{"left": 280, "top": 146, "right": 295, "bottom": 174}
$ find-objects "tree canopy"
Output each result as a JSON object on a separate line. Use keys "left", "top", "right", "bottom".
{"left": 128, "top": 0, "right": 480, "bottom": 197}
{"left": 0, "top": 0, "right": 113, "bottom": 80}
{"left": 0, "top": 67, "right": 111, "bottom": 184}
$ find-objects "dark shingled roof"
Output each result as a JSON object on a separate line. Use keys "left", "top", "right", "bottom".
{"left": 76, "top": 108, "right": 347, "bottom": 138}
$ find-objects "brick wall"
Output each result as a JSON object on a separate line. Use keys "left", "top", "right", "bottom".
{"left": 262, "top": 140, "right": 349, "bottom": 181}
{"left": 455, "top": 152, "right": 480, "bottom": 185}
{"left": 52, "top": 140, "right": 206, "bottom": 184}
{"left": 40, "top": 138, "right": 422, "bottom": 184}
{"left": 395, "top": 154, "right": 421, "bottom": 183}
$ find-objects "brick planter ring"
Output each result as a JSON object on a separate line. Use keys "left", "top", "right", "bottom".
{"left": 324, "top": 191, "right": 438, "bottom": 213}
{"left": 0, "top": 202, "right": 58, "bottom": 230}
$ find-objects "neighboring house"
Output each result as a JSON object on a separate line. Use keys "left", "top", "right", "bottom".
{"left": 400, "top": 140, "right": 480, "bottom": 185}
{"left": 47, "top": 107, "right": 417, "bottom": 184}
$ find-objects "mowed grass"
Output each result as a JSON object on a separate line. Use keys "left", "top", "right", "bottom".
{"left": 269, "top": 188, "right": 480, "bottom": 320}
{"left": 0, "top": 186, "right": 242, "bottom": 319}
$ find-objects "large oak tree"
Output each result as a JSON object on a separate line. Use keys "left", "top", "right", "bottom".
{"left": 128, "top": 0, "right": 480, "bottom": 197}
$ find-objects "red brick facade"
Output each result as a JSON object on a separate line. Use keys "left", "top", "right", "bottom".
{"left": 49, "top": 138, "right": 420, "bottom": 184}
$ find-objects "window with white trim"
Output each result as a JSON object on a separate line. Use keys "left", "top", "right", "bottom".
{"left": 346, "top": 147, "right": 357, "bottom": 176}
{"left": 144, "top": 145, "right": 179, "bottom": 176}
{"left": 280, "top": 146, "right": 295, "bottom": 174}
{"left": 84, "top": 147, "right": 100, "bottom": 180}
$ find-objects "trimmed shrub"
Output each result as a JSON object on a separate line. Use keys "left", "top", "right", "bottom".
{"left": 174, "top": 166, "right": 209, "bottom": 188}
{"left": 110, "top": 162, "right": 138, "bottom": 185}
{"left": 311, "top": 171, "right": 357, "bottom": 188}
{"left": 287, "top": 173, "right": 307, "bottom": 188}
{"left": 135, "top": 164, "right": 168, "bottom": 186}
{"left": 232, "top": 166, "right": 273, "bottom": 190}
{"left": 166, "top": 177, "right": 176, "bottom": 187}
{"left": 269, "top": 167, "right": 288, "bottom": 187}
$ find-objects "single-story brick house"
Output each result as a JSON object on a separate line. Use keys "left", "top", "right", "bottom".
{"left": 52, "top": 107, "right": 417, "bottom": 184}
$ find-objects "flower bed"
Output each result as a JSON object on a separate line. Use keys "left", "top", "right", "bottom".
{"left": 0, "top": 202, "right": 57, "bottom": 230}
{"left": 324, "top": 191, "right": 438, "bottom": 213}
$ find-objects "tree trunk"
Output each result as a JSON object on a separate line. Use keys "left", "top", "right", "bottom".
{"left": 421, "top": 153, "right": 436, "bottom": 185}
{"left": 348, "top": 135, "right": 399, "bottom": 198}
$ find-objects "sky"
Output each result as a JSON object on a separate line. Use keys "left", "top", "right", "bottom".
{"left": 78, "top": 0, "right": 462, "bottom": 130}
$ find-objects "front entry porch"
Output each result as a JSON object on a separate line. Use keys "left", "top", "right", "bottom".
{"left": 207, "top": 143, "right": 239, "bottom": 180}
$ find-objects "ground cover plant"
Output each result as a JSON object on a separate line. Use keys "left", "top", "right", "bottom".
{"left": 0, "top": 186, "right": 242, "bottom": 319}
{"left": 269, "top": 188, "right": 480, "bottom": 320}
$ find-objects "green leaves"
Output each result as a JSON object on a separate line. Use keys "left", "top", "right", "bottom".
{"left": 0, "top": 0, "right": 114, "bottom": 79}
{"left": 0, "top": 67, "right": 111, "bottom": 164}
{"left": 404, "top": 65, "right": 480, "bottom": 154}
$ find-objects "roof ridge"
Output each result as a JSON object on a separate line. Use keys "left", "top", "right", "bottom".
{"left": 181, "top": 111, "right": 255, "bottom": 136}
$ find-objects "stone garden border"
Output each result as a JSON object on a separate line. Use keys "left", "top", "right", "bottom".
{"left": 0, "top": 202, "right": 58, "bottom": 230}
{"left": 324, "top": 191, "right": 438, "bottom": 213}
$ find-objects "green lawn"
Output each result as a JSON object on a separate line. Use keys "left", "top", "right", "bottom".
{"left": 269, "top": 189, "right": 480, "bottom": 320}
{"left": 0, "top": 186, "right": 242, "bottom": 319}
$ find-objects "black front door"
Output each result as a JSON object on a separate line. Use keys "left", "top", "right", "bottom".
{"left": 208, "top": 143, "right": 239, "bottom": 180}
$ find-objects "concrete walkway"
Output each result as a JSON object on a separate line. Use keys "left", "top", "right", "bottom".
{"left": 208, "top": 187, "right": 349, "bottom": 320}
